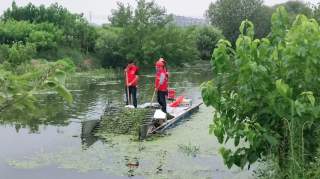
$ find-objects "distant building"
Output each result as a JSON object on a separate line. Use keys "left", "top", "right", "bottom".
{"left": 172, "top": 15, "right": 209, "bottom": 27}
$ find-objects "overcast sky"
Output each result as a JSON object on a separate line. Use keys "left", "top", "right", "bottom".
{"left": 0, "top": 0, "right": 318, "bottom": 24}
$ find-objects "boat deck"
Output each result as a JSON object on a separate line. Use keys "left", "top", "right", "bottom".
{"left": 148, "top": 102, "right": 202, "bottom": 135}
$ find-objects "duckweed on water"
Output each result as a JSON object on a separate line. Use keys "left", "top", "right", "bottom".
{"left": 96, "top": 107, "right": 153, "bottom": 137}
{"left": 8, "top": 146, "right": 111, "bottom": 172}
{"left": 178, "top": 143, "right": 200, "bottom": 157}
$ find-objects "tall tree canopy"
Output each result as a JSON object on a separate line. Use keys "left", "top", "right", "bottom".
{"left": 108, "top": 2, "right": 133, "bottom": 27}
{"left": 2, "top": 1, "right": 97, "bottom": 53}
{"left": 206, "top": 0, "right": 265, "bottom": 43}
{"left": 98, "top": 0, "right": 199, "bottom": 67}
{"left": 314, "top": 3, "right": 320, "bottom": 22}
{"left": 196, "top": 26, "right": 224, "bottom": 60}
{"left": 274, "top": 0, "right": 312, "bottom": 22}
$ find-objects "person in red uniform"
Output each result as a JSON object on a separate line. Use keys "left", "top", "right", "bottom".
{"left": 155, "top": 58, "right": 174, "bottom": 119}
{"left": 125, "top": 60, "right": 139, "bottom": 108}
{"left": 155, "top": 59, "right": 167, "bottom": 113}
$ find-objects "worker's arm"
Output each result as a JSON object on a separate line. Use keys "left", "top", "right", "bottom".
{"left": 128, "top": 75, "right": 138, "bottom": 86}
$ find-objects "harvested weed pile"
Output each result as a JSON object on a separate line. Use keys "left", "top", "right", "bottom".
{"left": 96, "top": 107, "right": 154, "bottom": 136}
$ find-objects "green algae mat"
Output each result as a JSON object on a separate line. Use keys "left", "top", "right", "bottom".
{"left": 96, "top": 107, "right": 154, "bottom": 137}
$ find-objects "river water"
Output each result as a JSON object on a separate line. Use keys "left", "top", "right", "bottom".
{"left": 0, "top": 64, "right": 254, "bottom": 179}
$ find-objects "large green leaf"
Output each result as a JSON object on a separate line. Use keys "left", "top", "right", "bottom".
{"left": 55, "top": 84, "right": 73, "bottom": 104}
{"left": 54, "top": 69, "right": 66, "bottom": 84}
{"left": 275, "top": 79, "right": 291, "bottom": 98}
{"left": 45, "top": 80, "right": 57, "bottom": 88}
{"left": 301, "top": 91, "right": 315, "bottom": 106}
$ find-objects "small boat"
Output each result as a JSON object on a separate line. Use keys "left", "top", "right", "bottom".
{"left": 81, "top": 119, "right": 100, "bottom": 136}
{"left": 81, "top": 98, "right": 203, "bottom": 140}
{"left": 138, "top": 101, "right": 203, "bottom": 139}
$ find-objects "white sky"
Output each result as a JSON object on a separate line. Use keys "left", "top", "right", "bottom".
{"left": 0, "top": 0, "right": 318, "bottom": 24}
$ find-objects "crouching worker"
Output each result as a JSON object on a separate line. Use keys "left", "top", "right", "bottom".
{"left": 155, "top": 59, "right": 174, "bottom": 119}
{"left": 125, "top": 60, "right": 139, "bottom": 108}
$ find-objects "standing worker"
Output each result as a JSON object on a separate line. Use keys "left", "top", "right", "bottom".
{"left": 159, "top": 58, "right": 175, "bottom": 100}
{"left": 125, "top": 60, "right": 139, "bottom": 108}
{"left": 155, "top": 58, "right": 174, "bottom": 119}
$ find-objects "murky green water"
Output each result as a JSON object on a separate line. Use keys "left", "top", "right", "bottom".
{"left": 0, "top": 64, "right": 254, "bottom": 179}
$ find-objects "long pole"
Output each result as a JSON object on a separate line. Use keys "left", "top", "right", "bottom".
{"left": 150, "top": 88, "right": 156, "bottom": 105}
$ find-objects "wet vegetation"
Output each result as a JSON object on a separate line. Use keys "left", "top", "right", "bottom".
{"left": 97, "top": 107, "right": 152, "bottom": 136}
{"left": 178, "top": 143, "right": 200, "bottom": 157}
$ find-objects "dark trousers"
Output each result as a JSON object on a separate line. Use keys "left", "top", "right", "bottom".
{"left": 125, "top": 86, "right": 137, "bottom": 108}
{"left": 157, "top": 91, "right": 167, "bottom": 113}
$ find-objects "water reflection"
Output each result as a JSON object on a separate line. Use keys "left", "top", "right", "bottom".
{"left": 0, "top": 95, "right": 70, "bottom": 133}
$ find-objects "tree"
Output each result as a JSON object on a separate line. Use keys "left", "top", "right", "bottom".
{"left": 0, "top": 20, "right": 33, "bottom": 44}
{"left": 141, "top": 25, "right": 199, "bottom": 65}
{"left": 206, "top": 0, "right": 269, "bottom": 43}
{"left": 108, "top": 2, "right": 133, "bottom": 27}
{"left": 7, "top": 42, "right": 36, "bottom": 66}
{"left": 0, "top": 20, "right": 64, "bottom": 56}
{"left": 119, "top": 0, "right": 172, "bottom": 63}
{"left": 106, "top": 0, "right": 198, "bottom": 66}
{"left": 95, "top": 26, "right": 126, "bottom": 67}
{"left": 202, "top": 7, "right": 320, "bottom": 178}
{"left": 196, "top": 26, "right": 224, "bottom": 60}
{"left": 313, "top": 3, "right": 320, "bottom": 22}
{"left": 274, "top": 1, "right": 312, "bottom": 22}
{"left": 2, "top": 2, "right": 97, "bottom": 53}
{"left": 0, "top": 58, "right": 74, "bottom": 114}
{"left": 251, "top": 5, "right": 273, "bottom": 38}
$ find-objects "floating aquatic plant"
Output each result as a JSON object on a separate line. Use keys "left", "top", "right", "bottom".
{"left": 178, "top": 143, "right": 200, "bottom": 157}
{"left": 95, "top": 107, "right": 153, "bottom": 137}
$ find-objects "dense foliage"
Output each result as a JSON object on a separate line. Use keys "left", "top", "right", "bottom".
{"left": 0, "top": 2, "right": 98, "bottom": 68}
{"left": 313, "top": 3, "right": 320, "bottom": 22}
{"left": 0, "top": 20, "right": 63, "bottom": 62}
{"left": 2, "top": 2, "right": 97, "bottom": 54}
{"left": 0, "top": 2, "right": 80, "bottom": 116}
{"left": 0, "top": 58, "right": 74, "bottom": 115}
{"left": 206, "top": 0, "right": 318, "bottom": 44}
{"left": 95, "top": 27, "right": 125, "bottom": 67}
{"left": 206, "top": 0, "right": 267, "bottom": 43}
{"left": 202, "top": 7, "right": 320, "bottom": 178}
{"left": 0, "top": 0, "right": 222, "bottom": 68}
{"left": 196, "top": 26, "right": 224, "bottom": 60}
{"left": 99, "top": 0, "right": 200, "bottom": 66}
{"left": 274, "top": 1, "right": 313, "bottom": 23}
